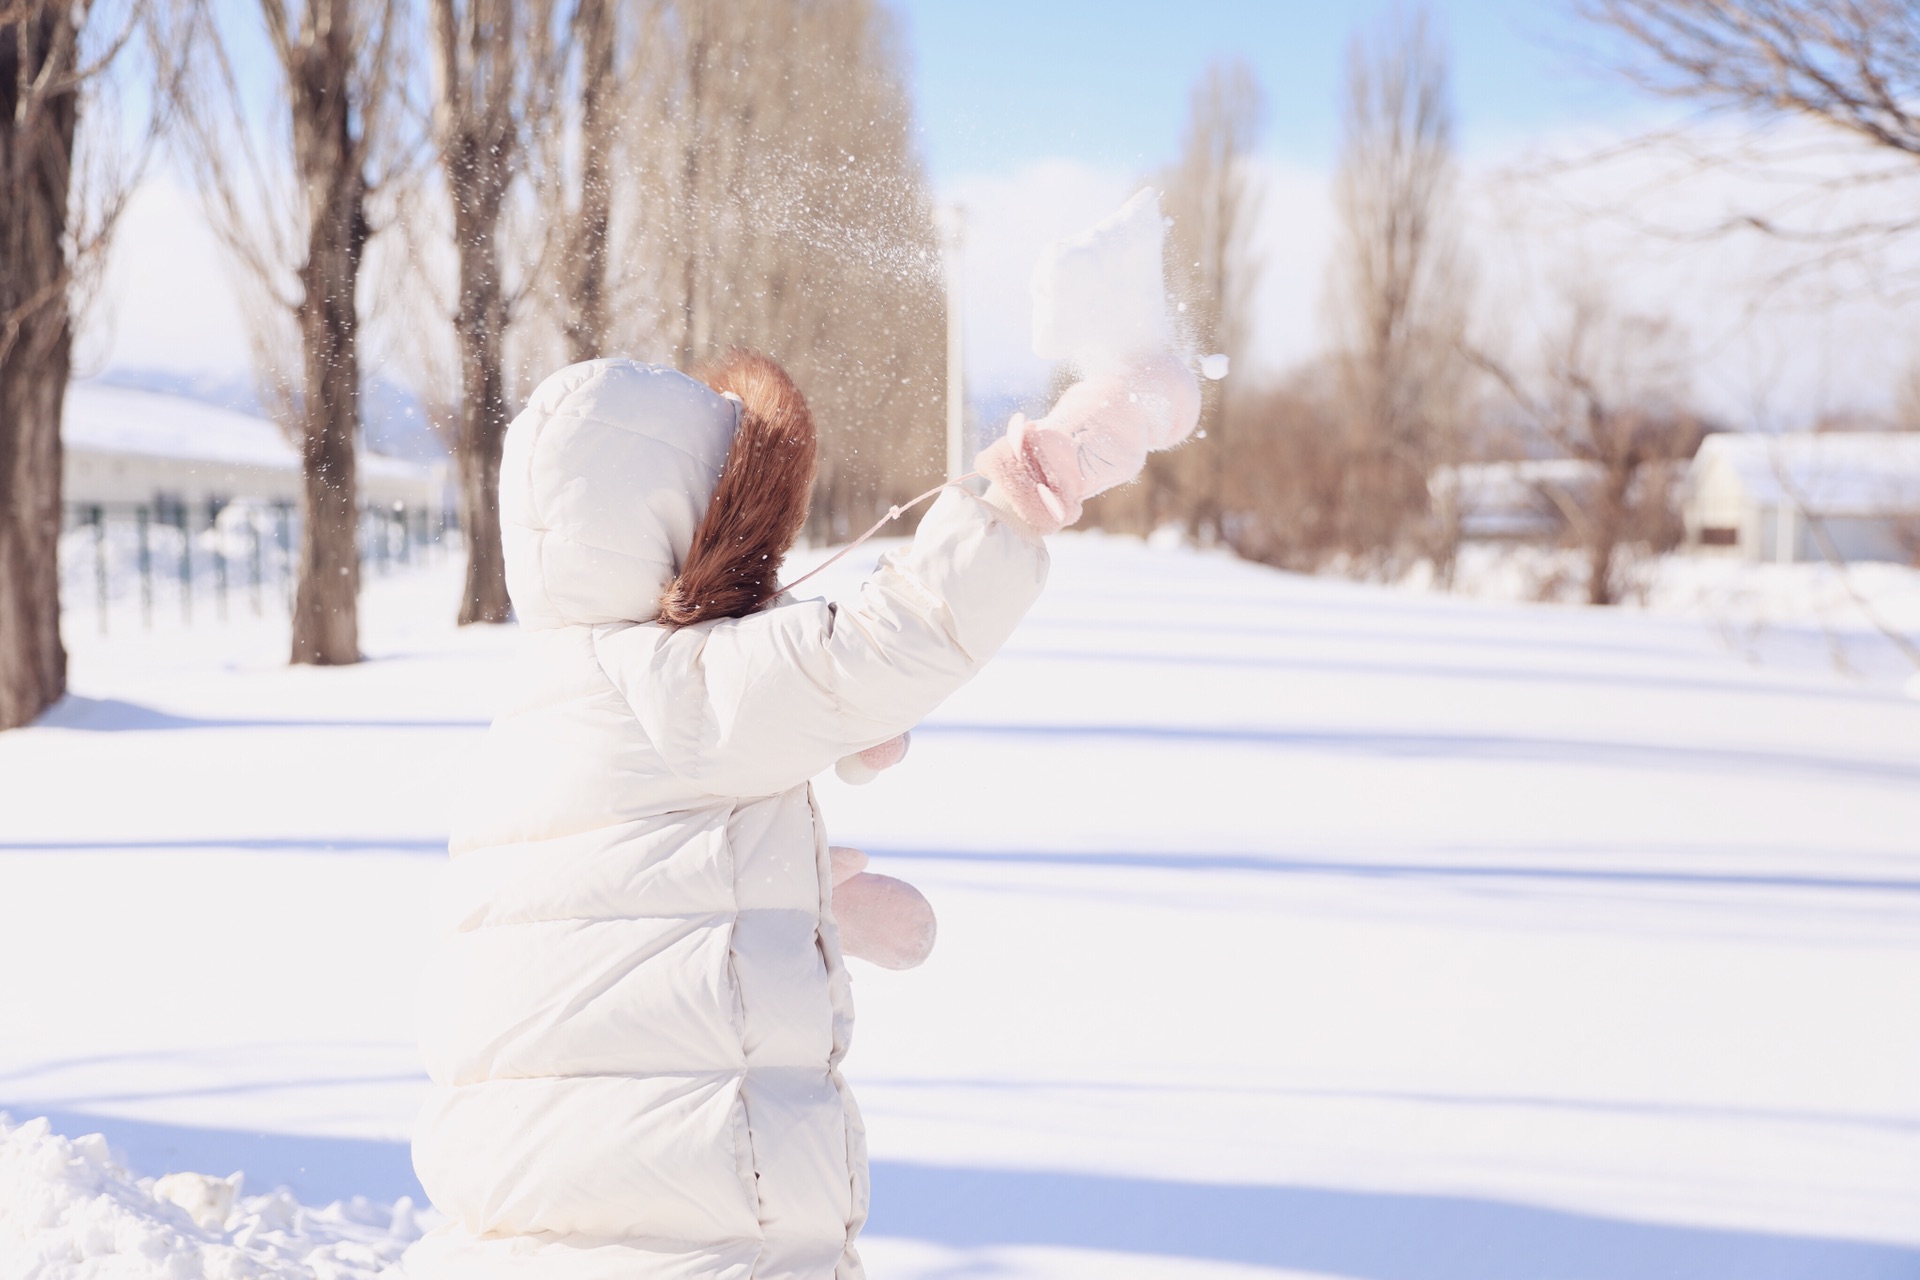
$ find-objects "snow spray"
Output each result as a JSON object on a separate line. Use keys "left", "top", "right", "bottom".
{"left": 781, "top": 188, "right": 1228, "bottom": 597}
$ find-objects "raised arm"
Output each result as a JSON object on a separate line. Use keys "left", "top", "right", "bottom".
{"left": 594, "top": 486, "right": 1047, "bottom": 798}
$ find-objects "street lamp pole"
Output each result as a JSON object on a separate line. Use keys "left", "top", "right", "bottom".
{"left": 934, "top": 204, "right": 966, "bottom": 482}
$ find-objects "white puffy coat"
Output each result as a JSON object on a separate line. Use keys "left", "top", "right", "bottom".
{"left": 406, "top": 360, "right": 1048, "bottom": 1279}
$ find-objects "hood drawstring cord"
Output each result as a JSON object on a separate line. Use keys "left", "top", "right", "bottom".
{"left": 778, "top": 472, "right": 983, "bottom": 601}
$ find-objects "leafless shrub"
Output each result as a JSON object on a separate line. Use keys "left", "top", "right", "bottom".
{"left": 1216, "top": 372, "right": 1349, "bottom": 570}
{"left": 1474, "top": 287, "right": 1706, "bottom": 605}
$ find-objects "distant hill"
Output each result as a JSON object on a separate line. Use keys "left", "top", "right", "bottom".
{"left": 87, "top": 367, "right": 450, "bottom": 466}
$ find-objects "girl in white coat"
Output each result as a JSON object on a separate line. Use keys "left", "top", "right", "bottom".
{"left": 408, "top": 349, "right": 1197, "bottom": 1279}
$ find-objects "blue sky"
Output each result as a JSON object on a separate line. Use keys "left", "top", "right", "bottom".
{"left": 889, "top": 0, "right": 1639, "bottom": 183}
{"left": 889, "top": 2, "right": 1657, "bottom": 402}
{"left": 93, "top": 0, "right": 1917, "bottom": 420}
{"left": 881, "top": 1, "right": 1916, "bottom": 421}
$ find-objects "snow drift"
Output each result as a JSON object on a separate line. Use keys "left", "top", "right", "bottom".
{"left": 0, "top": 1113, "right": 425, "bottom": 1279}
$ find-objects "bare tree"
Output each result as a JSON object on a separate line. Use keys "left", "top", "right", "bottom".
{"left": 1323, "top": 5, "right": 1474, "bottom": 571}
{"left": 1474, "top": 288, "right": 1705, "bottom": 605}
{"left": 1579, "top": 1, "right": 1920, "bottom": 295}
{"left": 1, "top": 0, "right": 167, "bottom": 729}
{"left": 1090, "top": 58, "right": 1264, "bottom": 539}
{"left": 429, "top": 0, "right": 554, "bottom": 624}
{"left": 1587, "top": 2, "right": 1920, "bottom": 161}
{"left": 178, "top": 0, "right": 404, "bottom": 666}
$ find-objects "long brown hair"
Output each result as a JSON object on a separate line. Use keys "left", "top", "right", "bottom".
{"left": 657, "top": 351, "right": 818, "bottom": 627}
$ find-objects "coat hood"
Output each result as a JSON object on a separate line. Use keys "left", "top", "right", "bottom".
{"left": 500, "top": 359, "right": 740, "bottom": 630}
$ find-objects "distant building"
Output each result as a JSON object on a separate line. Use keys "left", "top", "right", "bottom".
{"left": 63, "top": 383, "right": 445, "bottom": 515}
{"left": 1682, "top": 432, "right": 1920, "bottom": 564}
{"left": 1429, "top": 459, "right": 1601, "bottom": 542}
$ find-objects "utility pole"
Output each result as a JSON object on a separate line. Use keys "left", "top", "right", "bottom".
{"left": 934, "top": 204, "right": 966, "bottom": 481}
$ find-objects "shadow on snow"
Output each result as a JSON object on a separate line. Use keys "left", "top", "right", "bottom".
{"left": 868, "top": 1160, "right": 1920, "bottom": 1280}
{"left": 34, "top": 696, "right": 486, "bottom": 732}
{"left": 3, "top": 840, "right": 1914, "bottom": 897}
{"left": 9, "top": 1111, "right": 1916, "bottom": 1279}
{"left": 915, "top": 721, "right": 1920, "bottom": 787}
{"left": 868, "top": 847, "right": 1920, "bottom": 895}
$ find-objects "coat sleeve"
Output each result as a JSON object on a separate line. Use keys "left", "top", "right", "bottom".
{"left": 593, "top": 487, "right": 1050, "bottom": 798}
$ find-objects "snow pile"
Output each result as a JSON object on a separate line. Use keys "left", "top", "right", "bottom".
{"left": 0, "top": 1114, "right": 425, "bottom": 1280}
{"left": 1029, "top": 188, "right": 1172, "bottom": 370}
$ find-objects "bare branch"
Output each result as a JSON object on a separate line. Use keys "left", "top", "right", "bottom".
{"left": 1566, "top": 0, "right": 1920, "bottom": 296}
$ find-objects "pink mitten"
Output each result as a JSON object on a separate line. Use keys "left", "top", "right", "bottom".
{"left": 977, "top": 352, "right": 1201, "bottom": 534}
{"left": 835, "top": 731, "right": 910, "bottom": 785}
{"left": 829, "top": 845, "right": 869, "bottom": 883}
{"left": 828, "top": 845, "right": 936, "bottom": 970}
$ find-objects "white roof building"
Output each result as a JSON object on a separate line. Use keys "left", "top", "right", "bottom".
{"left": 63, "top": 383, "right": 445, "bottom": 514}
{"left": 1683, "top": 432, "right": 1920, "bottom": 564}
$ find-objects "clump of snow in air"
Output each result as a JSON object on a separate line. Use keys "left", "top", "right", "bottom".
{"left": 0, "top": 1114, "right": 427, "bottom": 1278}
{"left": 1199, "top": 353, "right": 1230, "bottom": 380}
{"left": 1029, "top": 187, "right": 1174, "bottom": 372}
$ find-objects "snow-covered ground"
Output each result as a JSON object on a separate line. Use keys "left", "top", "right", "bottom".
{"left": 4, "top": 534, "right": 1918, "bottom": 1279}
{"left": 1432, "top": 543, "right": 1920, "bottom": 692}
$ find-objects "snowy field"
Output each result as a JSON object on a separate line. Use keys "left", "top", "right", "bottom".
{"left": 3, "top": 534, "right": 1919, "bottom": 1279}
{"left": 1431, "top": 542, "right": 1920, "bottom": 694}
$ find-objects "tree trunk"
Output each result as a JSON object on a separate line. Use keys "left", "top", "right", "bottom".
{"left": 562, "top": 0, "right": 614, "bottom": 365}
{"left": 455, "top": 433, "right": 508, "bottom": 622}
{"left": 0, "top": 346, "right": 71, "bottom": 730}
{"left": 0, "top": 3, "right": 80, "bottom": 730}
{"left": 1585, "top": 459, "right": 1634, "bottom": 607}
{"left": 430, "top": 0, "right": 518, "bottom": 626}
{"left": 451, "top": 167, "right": 512, "bottom": 625}
{"left": 290, "top": 210, "right": 366, "bottom": 664}
{"left": 676, "top": 23, "right": 710, "bottom": 370}
{"left": 286, "top": 7, "right": 371, "bottom": 666}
